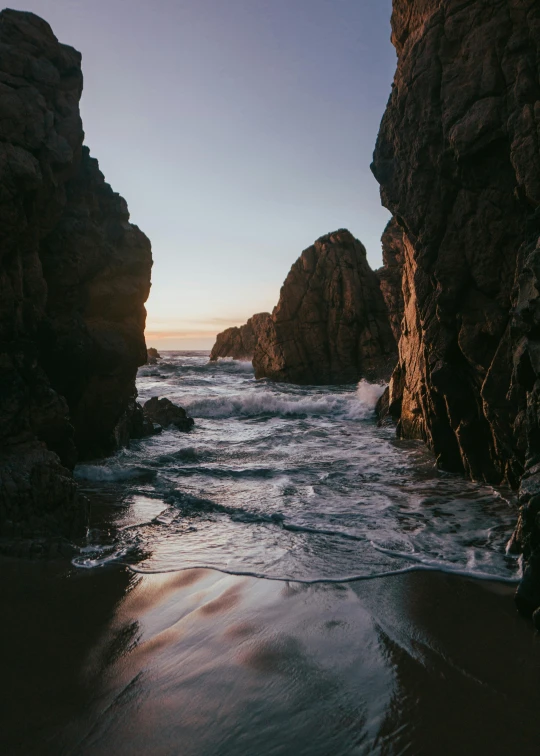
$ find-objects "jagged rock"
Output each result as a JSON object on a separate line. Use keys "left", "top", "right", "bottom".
{"left": 252, "top": 229, "right": 397, "bottom": 385}
{"left": 143, "top": 397, "right": 194, "bottom": 432}
{"left": 210, "top": 313, "right": 271, "bottom": 361}
{"left": 0, "top": 443, "right": 85, "bottom": 540}
{"left": 376, "top": 218, "right": 405, "bottom": 344}
{"left": 372, "top": 0, "right": 540, "bottom": 613}
{"left": 147, "top": 347, "right": 161, "bottom": 365}
{"left": 0, "top": 10, "right": 152, "bottom": 538}
{"left": 114, "top": 398, "right": 162, "bottom": 447}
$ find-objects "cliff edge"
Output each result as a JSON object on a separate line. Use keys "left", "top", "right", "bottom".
{"left": 372, "top": 0, "right": 540, "bottom": 612}
{"left": 0, "top": 10, "right": 152, "bottom": 539}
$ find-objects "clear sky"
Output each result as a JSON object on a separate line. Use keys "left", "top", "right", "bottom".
{"left": 10, "top": 0, "right": 395, "bottom": 349}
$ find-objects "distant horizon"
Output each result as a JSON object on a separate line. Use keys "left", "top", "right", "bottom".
{"left": 149, "top": 344, "right": 214, "bottom": 352}
{"left": 9, "top": 0, "right": 395, "bottom": 349}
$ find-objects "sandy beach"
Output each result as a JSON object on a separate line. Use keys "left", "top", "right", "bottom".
{"left": 2, "top": 558, "right": 539, "bottom": 756}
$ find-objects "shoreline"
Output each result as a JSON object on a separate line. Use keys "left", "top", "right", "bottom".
{"left": 2, "top": 557, "right": 539, "bottom": 756}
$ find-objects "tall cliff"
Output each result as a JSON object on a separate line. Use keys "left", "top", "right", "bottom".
{"left": 372, "top": 0, "right": 540, "bottom": 612}
{"left": 253, "top": 229, "right": 397, "bottom": 384}
{"left": 0, "top": 11, "right": 152, "bottom": 539}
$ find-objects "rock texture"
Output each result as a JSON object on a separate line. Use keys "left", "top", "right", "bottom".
{"left": 147, "top": 347, "right": 161, "bottom": 365}
{"left": 0, "top": 11, "right": 152, "bottom": 538}
{"left": 210, "top": 313, "right": 271, "bottom": 361}
{"left": 143, "top": 397, "right": 194, "bottom": 432}
{"left": 252, "top": 230, "right": 397, "bottom": 384}
{"left": 372, "top": 0, "right": 540, "bottom": 612}
{"left": 376, "top": 218, "right": 405, "bottom": 344}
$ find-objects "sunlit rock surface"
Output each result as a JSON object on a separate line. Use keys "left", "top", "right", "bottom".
{"left": 372, "top": 0, "right": 540, "bottom": 611}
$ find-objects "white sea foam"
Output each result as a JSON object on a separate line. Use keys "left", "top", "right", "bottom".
{"left": 71, "top": 352, "right": 520, "bottom": 584}
{"left": 116, "top": 562, "right": 521, "bottom": 585}
{"left": 181, "top": 385, "right": 382, "bottom": 420}
{"left": 356, "top": 379, "right": 386, "bottom": 406}
{"left": 212, "top": 357, "right": 255, "bottom": 370}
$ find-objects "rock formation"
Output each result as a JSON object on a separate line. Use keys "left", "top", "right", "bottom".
{"left": 252, "top": 229, "right": 397, "bottom": 384}
{"left": 147, "top": 347, "right": 161, "bottom": 365}
{"left": 210, "top": 313, "right": 271, "bottom": 361}
{"left": 376, "top": 218, "right": 405, "bottom": 344}
{"left": 372, "top": 0, "right": 540, "bottom": 613}
{"left": 143, "top": 397, "right": 194, "bottom": 432}
{"left": 0, "top": 11, "right": 152, "bottom": 538}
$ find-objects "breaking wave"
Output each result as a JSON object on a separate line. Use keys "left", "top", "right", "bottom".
{"left": 180, "top": 380, "right": 384, "bottom": 420}
{"left": 72, "top": 351, "right": 520, "bottom": 585}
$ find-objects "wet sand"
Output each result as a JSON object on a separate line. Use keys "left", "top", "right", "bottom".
{"left": 1, "top": 558, "right": 539, "bottom": 756}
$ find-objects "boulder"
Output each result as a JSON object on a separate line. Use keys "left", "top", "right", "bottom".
{"left": 252, "top": 229, "right": 397, "bottom": 384}
{"left": 143, "top": 397, "right": 194, "bottom": 432}
{"left": 147, "top": 347, "right": 161, "bottom": 365}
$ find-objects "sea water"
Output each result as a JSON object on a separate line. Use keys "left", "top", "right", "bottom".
{"left": 73, "top": 352, "right": 520, "bottom": 584}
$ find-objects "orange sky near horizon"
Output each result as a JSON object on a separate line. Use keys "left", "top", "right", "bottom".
{"left": 144, "top": 316, "right": 252, "bottom": 351}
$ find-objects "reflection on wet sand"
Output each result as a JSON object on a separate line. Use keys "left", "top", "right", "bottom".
{"left": 1, "top": 561, "right": 540, "bottom": 755}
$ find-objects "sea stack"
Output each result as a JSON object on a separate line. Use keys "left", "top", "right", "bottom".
{"left": 371, "top": 0, "right": 540, "bottom": 610}
{"left": 252, "top": 229, "right": 397, "bottom": 385}
{"left": 0, "top": 11, "right": 152, "bottom": 538}
{"left": 210, "top": 313, "right": 271, "bottom": 361}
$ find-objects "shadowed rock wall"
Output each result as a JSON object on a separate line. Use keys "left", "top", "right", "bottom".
{"left": 0, "top": 10, "right": 152, "bottom": 538}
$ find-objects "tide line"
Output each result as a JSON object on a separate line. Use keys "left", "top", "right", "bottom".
{"left": 116, "top": 561, "right": 521, "bottom": 585}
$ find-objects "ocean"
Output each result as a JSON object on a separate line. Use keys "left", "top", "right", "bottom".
{"left": 73, "top": 351, "right": 520, "bottom": 585}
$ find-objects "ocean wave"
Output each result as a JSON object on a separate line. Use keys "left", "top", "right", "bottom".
{"left": 181, "top": 382, "right": 384, "bottom": 420}
{"left": 211, "top": 357, "right": 255, "bottom": 371}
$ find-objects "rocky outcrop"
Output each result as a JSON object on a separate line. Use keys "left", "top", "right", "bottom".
{"left": 143, "top": 397, "right": 194, "bottom": 432}
{"left": 0, "top": 11, "right": 152, "bottom": 538}
{"left": 147, "top": 347, "right": 161, "bottom": 365}
{"left": 210, "top": 313, "right": 271, "bottom": 361}
{"left": 372, "top": 1, "right": 540, "bottom": 612}
{"left": 252, "top": 229, "right": 397, "bottom": 384}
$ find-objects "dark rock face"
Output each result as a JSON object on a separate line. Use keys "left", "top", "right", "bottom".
{"left": 372, "top": 0, "right": 539, "bottom": 483}
{"left": 147, "top": 347, "right": 161, "bottom": 365}
{"left": 0, "top": 11, "right": 152, "bottom": 537}
{"left": 252, "top": 229, "right": 397, "bottom": 385}
{"left": 210, "top": 313, "right": 271, "bottom": 361}
{"left": 372, "top": 0, "right": 540, "bottom": 612}
{"left": 143, "top": 397, "right": 194, "bottom": 432}
{"left": 376, "top": 218, "right": 405, "bottom": 344}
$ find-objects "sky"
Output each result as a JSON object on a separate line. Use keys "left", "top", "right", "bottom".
{"left": 10, "top": 0, "right": 396, "bottom": 349}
